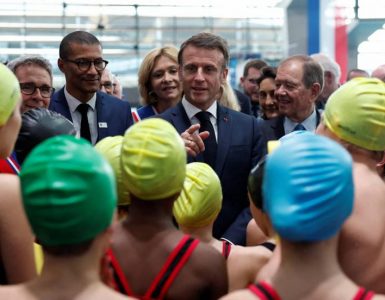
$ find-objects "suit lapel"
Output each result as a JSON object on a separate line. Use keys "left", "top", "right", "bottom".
{"left": 216, "top": 105, "right": 231, "bottom": 175}
{"left": 95, "top": 93, "right": 107, "bottom": 142}
{"left": 54, "top": 88, "right": 73, "bottom": 121}
{"left": 170, "top": 102, "right": 191, "bottom": 134}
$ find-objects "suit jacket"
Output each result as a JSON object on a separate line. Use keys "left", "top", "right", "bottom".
{"left": 49, "top": 88, "right": 133, "bottom": 142}
{"left": 258, "top": 109, "right": 322, "bottom": 142}
{"left": 159, "top": 102, "right": 266, "bottom": 244}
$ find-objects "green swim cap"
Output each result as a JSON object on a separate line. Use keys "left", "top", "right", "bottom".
{"left": 324, "top": 77, "right": 385, "bottom": 151}
{"left": 20, "top": 135, "right": 117, "bottom": 246}
{"left": 121, "top": 118, "right": 186, "bottom": 201}
{"left": 173, "top": 162, "right": 222, "bottom": 228}
{"left": 95, "top": 136, "right": 130, "bottom": 205}
{"left": 0, "top": 63, "right": 21, "bottom": 126}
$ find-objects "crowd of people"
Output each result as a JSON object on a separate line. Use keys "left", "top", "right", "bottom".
{"left": 0, "top": 28, "right": 385, "bottom": 299}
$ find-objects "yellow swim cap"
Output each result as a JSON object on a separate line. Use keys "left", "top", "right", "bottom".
{"left": 0, "top": 63, "right": 21, "bottom": 126}
{"left": 324, "top": 77, "right": 385, "bottom": 151}
{"left": 173, "top": 162, "right": 222, "bottom": 228}
{"left": 121, "top": 118, "right": 186, "bottom": 200}
{"left": 95, "top": 136, "right": 130, "bottom": 205}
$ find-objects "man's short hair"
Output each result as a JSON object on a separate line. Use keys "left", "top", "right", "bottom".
{"left": 7, "top": 55, "right": 53, "bottom": 81}
{"left": 59, "top": 31, "right": 101, "bottom": 59}
{"left": 242, "top": 59, "right": 268, "bottom": 77}
{"left": 280, "top": 55, "right": 324, "bottom": 90}
{"left": 178, "top": 32, "right": 229, "bottom": 69}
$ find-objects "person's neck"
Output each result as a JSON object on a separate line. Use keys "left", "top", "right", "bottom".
{"left": 271, "top": 237, "right": 349, "bottom": 299}
{"left": 124, "top": 197, "right": 177, "bottom": 231}
{"left": 180, "top": 224, "right": 215, "bottom": 244}
{"left": 26, "top": 242, "right": 105, "bottom": 297}
{"left": 66, "top": 86, "right": 95, "bottom": 103}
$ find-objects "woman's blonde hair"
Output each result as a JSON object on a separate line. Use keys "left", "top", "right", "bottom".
{"left": 218, "top": 81, "right": 240, "bottom": 111}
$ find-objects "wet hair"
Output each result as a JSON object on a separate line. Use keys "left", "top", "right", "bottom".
{"left": 247, "top": 156, "right": 267, "bottom": 211}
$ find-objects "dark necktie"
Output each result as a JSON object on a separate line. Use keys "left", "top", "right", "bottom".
{"left": 77, "top": 103, "right": 91, "bottom": 142}
{"left": 195, "top": 111, "right": 217, "bottom": 169}
{"left": 293, "top": 123, "right": 306, "bottom": 132}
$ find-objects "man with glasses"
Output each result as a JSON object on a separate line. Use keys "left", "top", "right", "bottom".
{"left": 50, "top": 31, "right": 133, "bottom": 145}
{"left": 7, "top": 55, "right": 54, "bottom": 113}
{"left": 100, "top": 67, "right": 114, "bottom": 95}
{"left": 239, "top": 59, "right": 267, "bottom": 118}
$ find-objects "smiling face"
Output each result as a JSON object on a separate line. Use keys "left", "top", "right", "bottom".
{"left": 58, "top": 42, "right": 103, "bottom": 102}
{"left": 180, "top": 45, "right": 228, "bottom": 110}
{"left": 150, "top": 55, "right": 182, "bottom": 104}
{"left": 259, "top": 77, "right": 279, "bottom": 119}
{"left": 15, "top": 63, "right": 52, "bottom": 113}
{"left": 275, "top": 60, "right": 316, "bottom": 122}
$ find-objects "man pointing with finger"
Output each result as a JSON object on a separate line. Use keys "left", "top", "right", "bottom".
{"left": 159, "top": 32, "right": 266, "bottom": 245}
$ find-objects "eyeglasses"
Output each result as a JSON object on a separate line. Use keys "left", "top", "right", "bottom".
{"left": 248, "top": 79, "right": 259, "bottom": 85}
{"left": 64, "top": 59, "right": 109, "bottom": 71}
{"left": 100, "top": 82, "right": 113, "bottom": 90}
{"left": 20, "top": 83, "right": 55, "bottom": 98}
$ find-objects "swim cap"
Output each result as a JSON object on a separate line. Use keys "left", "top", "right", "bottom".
{"left": 121, "top": 118, "right": 186, "bottom": 200}
{"left": 324, "top": 77, "right": 385, "bottom": 151}
{"left": 15, "top": 108, "right": 76, "bottom": 164}
{"left": 0, "top": 63, "right": 21, "bottom": 126}
{"left": 20, "top": 135, "right": 117, "bottom": 246}
{"left": 95, "top": 136, "right": 130, "bottom": 205}
{"left": 173, "top": 162, "right": 222, "bottom": 228}
{"left": 263, "top": 133, "right": 354, "bottom": 242}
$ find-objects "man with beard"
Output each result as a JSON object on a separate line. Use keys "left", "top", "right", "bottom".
{"left": 49, "top": 31, "right": 133, "bottom": 145}
{"left": 259, "top": 55, "right": 323, "bottom": 142}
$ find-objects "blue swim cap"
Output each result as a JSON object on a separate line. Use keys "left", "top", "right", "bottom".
{"left": 263, "top": 133, "right": 354, "bottom": 242}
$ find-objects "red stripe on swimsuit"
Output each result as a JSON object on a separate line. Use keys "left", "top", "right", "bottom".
{"left": 106, "top": 235, "right": 199, "bottom": 300}
{"left": 222, "top": 240, "right": 232, "bottom": 260}
{"left": 248, "top": 282, "right": 281, "bottom": 300}
{"left": 353, "top": 287, "right": 375, "bottom": 300}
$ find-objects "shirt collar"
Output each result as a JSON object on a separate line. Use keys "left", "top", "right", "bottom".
{"left": 182, "top": 97, "right": 217, "bottom": 120}
{"left": 64, "top": 87, "right": 97, "bottom": 113}
{"left": 284, "top": 108, "right": 317, "bottom": 133}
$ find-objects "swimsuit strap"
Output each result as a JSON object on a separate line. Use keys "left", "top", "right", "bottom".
{"left": 353, "top": 287, "right": 375, "bottom": 300}
{"left": 222, "top": 240, "right": 232, "bottom": 260}
{"left": 248, "top": 281, "right": 282, "bottom": 300}
{"left": 144, "top": 235, "right": 199, "bottom": 300}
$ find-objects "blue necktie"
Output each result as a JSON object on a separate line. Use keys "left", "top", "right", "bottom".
{"left": 293, "top": 123, "right": 306, "bottom": 131}
{"left": 195, "top": 111, "right": 217, "bottom": 169}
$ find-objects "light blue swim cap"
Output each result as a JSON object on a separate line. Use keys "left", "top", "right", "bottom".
{"left": 263, "top": 133, "right": 354, "bottom": 242}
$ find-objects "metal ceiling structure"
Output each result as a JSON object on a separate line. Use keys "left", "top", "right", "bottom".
{"left": 0, "top": 0, "right": 291, "bottom": 97}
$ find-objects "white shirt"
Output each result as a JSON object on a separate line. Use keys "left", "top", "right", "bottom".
{"left": 64, "top": 87, "right": 97, "bottom": 145}
{"left": 182, "top": 97, "right": 218, "bottom": 141}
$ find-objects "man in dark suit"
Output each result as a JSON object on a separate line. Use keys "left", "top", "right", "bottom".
{"left": 49, "top": 31, "right": 133, "bottom": 144}
{"left": 259, "top": 55, "right": 323, "bottom": 142}
{"left": 159, "top": 32, "right": 266, "bottom": 245}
